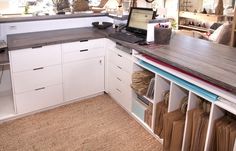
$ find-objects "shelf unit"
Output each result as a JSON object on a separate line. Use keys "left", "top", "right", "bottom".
{"left": 131, "top": 51, "right": 236, "bottom": 151}
{"left": 178, "top": 11, "right": 224, "bottom": 32}
{"left": 231, "top": 7, "right": 236, "bottom": 47}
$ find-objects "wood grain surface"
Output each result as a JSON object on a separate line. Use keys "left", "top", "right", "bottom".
{"left": 6, "top": 27, "right": 236, "bottom": 93}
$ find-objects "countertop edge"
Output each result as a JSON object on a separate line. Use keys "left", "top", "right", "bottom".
{"left": 0, "top": 13, "right": 108, "bottom": 23}
{"left": 0, "top": 13, "right": 129, "bottom": 23}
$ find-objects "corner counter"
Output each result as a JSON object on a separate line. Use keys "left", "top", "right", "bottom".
{"left": 0, "top": 13, "right": 108, "bottom": 23}
{"left": 6, "top": 27, "right": 236, "bottom": 95}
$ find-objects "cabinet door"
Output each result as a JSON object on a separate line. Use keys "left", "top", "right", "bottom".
{"left": 63, "top": 57, "right": 105, "bottom": 101}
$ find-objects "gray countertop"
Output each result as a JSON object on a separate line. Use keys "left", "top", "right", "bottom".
{"left": 7, "top": 27, "right": 112, "bottom": 50}
{"left": 6, "top": 27, "right": 236, "bottom": 94}
{"left": 0, "top": 13, "right": 128, "bottom": 23}
{"left": 0, "top": 13, "right": 108, "bottom": 23}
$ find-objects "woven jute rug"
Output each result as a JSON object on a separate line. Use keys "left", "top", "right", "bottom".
{"left": 0, "top": 94, "right": 162, "bottom": 151}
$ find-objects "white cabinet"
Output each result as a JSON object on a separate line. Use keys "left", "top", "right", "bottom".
{"left": 10, "top": 45, "right": 61, "bottom": 73}
{"left": 9, "top": 44, "right": 63, "bottom": 114}
{"left": 9, "top": 39, "right": 106, "bottom": 114}
{"left": 106, "top": 42, "right": 133, "bottom": 112}
{"left": 12, "top": 65, "right": 62, "bottom": 94}
{"left": 62, "top": 39, "right": 106, "bottom": 102}
{"left": 63, "top": 57, "right": 105, "bottom": 101}
{"left": 15, "top": 84, "right": 63, "bottom": 114}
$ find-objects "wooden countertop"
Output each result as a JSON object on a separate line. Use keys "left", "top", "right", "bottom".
{"left": 6, "top": 27, "right": 236, "bottom": 94}
{"left": 0, "top": 13, "right": 108, "bottom": 23}
{"left": 0, "top": 13, "right": 128, "bottom": 23}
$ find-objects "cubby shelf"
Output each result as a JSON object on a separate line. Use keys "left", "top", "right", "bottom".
{"left": 131, "top": 112, "right": 153, "bottom": 132}
{"left": 132, "top": 50, "right": 236, "bottom": 151}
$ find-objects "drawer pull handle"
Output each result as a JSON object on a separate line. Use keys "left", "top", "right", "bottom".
{"left": 117, "top": 66, "right": 122, "bottom": 69}
{"left": 116, "top": 77, "right": 122, "bottom": 81}
{"left": 80, "top": 40, "right": 88, "bottom": 42}
{"left": 35, "top": 87, "right": 45, "bottom": 91}
{"left": 80, "top": 49, "right": 88, "bottom": 52}
{"left": 118, "top": 54, "right": 122, "bottom": 57}
{"left": 33, "top": 67, "right": 44, "bottom": 70}
{"left": 116, "top": 88, "right": 121, "bottom": 93}
{"left": 32, "top": 45, "right": 43, "bottom": 49}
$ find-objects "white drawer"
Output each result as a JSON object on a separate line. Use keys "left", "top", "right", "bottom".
{"left": 109, "top": 74, "right": 132, "bottom": 112}
{"left": 109, "top": 63, "right": 131, "bottom": 86}
{"left": 10, "top": 44, "right": 61, "bottom": 72}
{"left": 62, "top": 39, "right": 105, "bottom": 53}
{"left": 15, "top": 84, "right": 63, "bottom": 114}
{"left": 63, "top": 47, "right": 105, "bottom": 63}
{"left": 108, "top": 49, "right": 133, "bottom": 74}
{"left": 13, "top": 65, "right": 62, "bottom": 94}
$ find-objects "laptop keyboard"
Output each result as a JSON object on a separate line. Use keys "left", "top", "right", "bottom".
{"left": 109, "top": 32, "right": 144, "bottom": 43}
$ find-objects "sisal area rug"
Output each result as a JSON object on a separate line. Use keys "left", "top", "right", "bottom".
{"left": 0, "top": 94, "right": 162, "bottom": 151}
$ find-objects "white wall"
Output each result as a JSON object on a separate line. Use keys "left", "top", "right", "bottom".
{"left": 0, "top": 16, "right": 113, "bottom": 41}
{"left": 165, "top": 0, "right": 179, "bottom": 20}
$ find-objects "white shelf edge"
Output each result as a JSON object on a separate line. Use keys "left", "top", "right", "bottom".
{"left": 215, "top": 101, "right": 236, "bottom": 115}
{"left": 143, "top": 95, "right": 155, "bottom": 104}
{"left": 131, "top": 112, "right": 153, "bottom": 132}
{"left": 131, "top": 112, "right": 164, "bottom": 144}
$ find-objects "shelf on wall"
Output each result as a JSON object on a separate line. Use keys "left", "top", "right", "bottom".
{"left": 178, "top": 25, "right": 208, "bottom": 32}
{"left": 179, "top": 11, "right": 223, "bottom": 22}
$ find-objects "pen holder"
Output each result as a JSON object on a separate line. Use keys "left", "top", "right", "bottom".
{"left": 154, "top": 27, "right": 172, "bottom": 45}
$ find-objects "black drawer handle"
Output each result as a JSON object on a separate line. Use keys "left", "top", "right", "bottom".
{"left": 117, "top": 54, "right": 122, "bottom": 57}
{"left": 117, "top": 66, "right": 122, "bottom": 69}
{"left": 80, "top": 49, "right": 88, "bottom": 52}
{"left": 33, "top": 67, "right": 44, "bottom": 70}
{"left": 80, "top": 40, "right": 88, "bottom": 42}
{"left": 116, "top": 77, "right": 122, "bottom": 81}
{"left": 116, "top": 88, "right": 121, "bottom": 93}
{"left": 32, "top": 45, "right": 43, "bottom": 49}
{"left": 35, "top": 87, "right": 45, "bottom": 91}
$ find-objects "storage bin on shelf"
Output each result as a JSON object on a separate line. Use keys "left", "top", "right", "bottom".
{"left": 131, "top": 67, "right": 155, "bottom": 129}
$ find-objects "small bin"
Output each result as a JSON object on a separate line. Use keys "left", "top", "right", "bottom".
{"left": 154, "top": 27, "right": 172, "bottom": 45}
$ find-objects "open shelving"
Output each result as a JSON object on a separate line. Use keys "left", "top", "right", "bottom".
{"left": 132, "top": 50, "right": 236, "bottom": 150}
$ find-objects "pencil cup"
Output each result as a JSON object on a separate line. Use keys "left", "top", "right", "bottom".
{"left": 154, "top": 27, "right": 172, "bottom": 45}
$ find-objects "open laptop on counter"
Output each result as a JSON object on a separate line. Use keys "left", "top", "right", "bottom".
{"left": 109, "top": 7, "right": 156, "bottom": 43}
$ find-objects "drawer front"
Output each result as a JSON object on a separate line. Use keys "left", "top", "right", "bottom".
{"left": 62, "top": 39, "right": 105, "bottom": 53}
{"left": 109, "top": 73, "right": 132, "bottom": 112}
{"left": 13, "top": 65, "right": 62, "bottom": 94}
{"left": 15, "top": 84, "right": 63, "bottom": 114}
{"left": 63, "top": 47, "right": 105, "bottom": 63}
{"left": 109, "top": 63, "right": 131, "bottom": 86}
{"left": 108, "top": 50, "right": 133, "bottom": 74}
{"left": 10, "top": 44, "right": 61, "bottom": 72}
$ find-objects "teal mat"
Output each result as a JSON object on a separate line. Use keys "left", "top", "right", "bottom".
{"left": 139, "top": 60, "right": 218, "bottom": 102}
